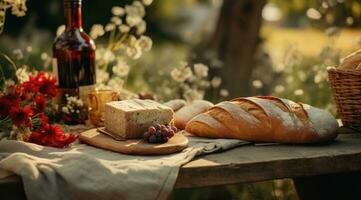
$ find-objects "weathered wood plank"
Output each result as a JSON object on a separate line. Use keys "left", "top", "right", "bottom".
{"left": 2, "top": 131, "right": 361, "bottom": 197}
{"left": 175, "top": 133, "right": 361, "bottom": 188}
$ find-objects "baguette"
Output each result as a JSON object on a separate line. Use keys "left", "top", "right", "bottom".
{"left": 185, "top": 96, "right": 338, "bottom": 144}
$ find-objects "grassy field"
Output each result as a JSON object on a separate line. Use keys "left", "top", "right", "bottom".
{"left": 262, "top": 25, "right": 361, "bottom": 66}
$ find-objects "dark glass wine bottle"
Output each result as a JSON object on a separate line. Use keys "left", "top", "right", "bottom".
{"left": 52, "top": 0, "right": 96, "bottom": 106}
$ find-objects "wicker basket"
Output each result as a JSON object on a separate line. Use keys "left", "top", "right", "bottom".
{"left": 328, "top": 67, "right": 361, "bottom": 130}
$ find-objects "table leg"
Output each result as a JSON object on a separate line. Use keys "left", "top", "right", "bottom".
{"left": 293, "top": 171, "right": 361, "bottom": 200}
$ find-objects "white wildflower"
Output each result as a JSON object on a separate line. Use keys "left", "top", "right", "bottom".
{"left": 90, "top": 24, "right": 105, "bottom": 39}
{"left": 10, "top": 0, "right": 27, "bottom": 17}
{"left": 40, "top": 52, "right": 48, "bottom": 60}
{"left": 96, "top": 48, "right": 116, "bottom": 66}
{"left": 136, "top": 20, "right": 146, "bottom": 35}
{"left": 13, "top": 49, "right": 23, "bottom": 60}
{"left": 126, "top": 15, "right": 142, "bottom": 27}
{"left": 112, "top": 58, "right": 130, "bottom": 77}
{"left": 136, "top": 35, "right": 152, "bottom": 51}
{"left": 108, "top": 77, "right": 125, "bottom": 89}
{"left": 194, "top": 63, "right": 209, "bottom": 78}
{"left": 96, "top": 69, "right": 109, "bottom": 84}
{"left": 105, "top": 23, "right": 116, "bottom": 32}
{"left": 56, "top": 25, "right": 65, "bottom": 37}
{"left": 211, "top": 76, "right": 222, "bottom": 88}
{"left": 111, "top": 16, "right": 122, "bottom": 25}
{"left": 5, "top": 80, "right": 15, "bottom": 87}
{"left": 76, "top": 99, "right": 84, "bottom": 107}
{"left": 10, "top": 126, "right": 31, "bottom": 141}
{"left": 26, "top": 46, "right": 32, "bottom": 52}
{"left": 274, "top": 85, "right": 285, "bottom": 93}
{"left": 62, "top": 106, "right": 70, "bottom": 114}
{"left": 41, "top": 54, "right": 52, "bottom": 69}
{"left": 199, "top": 80, "right": 210, "bottom": 88}
{"left": 112, "top": 6, "right": 125, "bottom": 16}
{"left": 184, "top": 89, "right": 204, "bottom": 102}
{"left": 294, "top": 89, "right": 304, "bottom": 96}
{"left": 298, "top": 71, "right": 306, "bottom": 81}
{"left": 126, "top": 46, "right": 142, "bottom": 59}
{"left": 314, "top": 72, "right": 324, "bottom": 84}
{"left": 118, "top": 24, "right": 130, "bottom": 33}
{"left": 220, "top": 89, "right": 229, "bottom": 97}
{"left": 252, "top": 80, "right": 263, "bottom": 89}
{"left": 142, "top": 0, "right": 153, "bottom": 6}
{"left": 64, "top": 95, "right": 84, "bottom": 114}
{"left": 15, "top": 67, "right": 29, "bottom": 83}
{"left": 126, "top": 2, "right": 145, "bottom": 17}
{"left": 171, "top": 65, "right": 193, "bottom": 83}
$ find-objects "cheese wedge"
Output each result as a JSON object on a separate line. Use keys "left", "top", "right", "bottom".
{"left": 105, "top": 99, "right": 174, "bottom": 139}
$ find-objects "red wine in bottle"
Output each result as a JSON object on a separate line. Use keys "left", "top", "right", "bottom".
{"left": 52, "top": 0, "right": 96, "bottom": 106}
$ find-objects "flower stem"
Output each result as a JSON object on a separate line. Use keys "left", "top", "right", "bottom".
{"left": 0, "top": 51, "right": 18, "bottom": 83}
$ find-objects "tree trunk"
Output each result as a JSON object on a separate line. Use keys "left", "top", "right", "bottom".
{"left": 212, "top": 0, "right": 266, "bottom": 98}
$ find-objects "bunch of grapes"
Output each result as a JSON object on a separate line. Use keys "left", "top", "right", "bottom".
{"left": 143, "top": 124, "right": 177, "bottom": 144}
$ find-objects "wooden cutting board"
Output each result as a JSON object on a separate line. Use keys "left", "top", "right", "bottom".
{"left": 79, "top": 128, "right": 189, "bottom": 155}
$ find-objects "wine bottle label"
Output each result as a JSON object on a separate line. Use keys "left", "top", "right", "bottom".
{"left": 79, "top": 84, "right": 95, "bottom": 106}
{"left": 52, "top": 58, "right": 59, "bottom": 85}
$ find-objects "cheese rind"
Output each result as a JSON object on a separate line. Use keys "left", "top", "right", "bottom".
{"left": 105, "top": 99, "right": 174, "bottom": 139}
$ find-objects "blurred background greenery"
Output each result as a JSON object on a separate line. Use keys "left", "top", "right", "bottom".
{"left": 1, "top": 0, "right": 361, "bottom": 199}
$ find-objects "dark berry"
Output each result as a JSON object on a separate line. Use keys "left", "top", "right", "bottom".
{"left": 156, "top": 131, "right": 162, "bottom": 138}
{"left": 167, "top": 130, "right": 175, "bottom": 138}
{"left": 143, "top": 132, "right": 150, "bottom": 140}
{"left": 155, "top": 124, "right": 161, "bottom": 130}
{"left": 171, "top": 126, "right": 177, "bottom": 132}
{"left": 148, "top": 126, "right": 156, "bottom": 134}
{"left": 149, "top": 135, "right": 157, "bottom": 143}
{"left": 161, "top": 129, "right": 168, "bottom": 135}
{"left": 162, "top": 136, "right": 169, "bottom": 143}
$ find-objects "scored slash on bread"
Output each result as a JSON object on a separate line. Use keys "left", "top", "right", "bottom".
{"left": 185, "top": 96, "right": 339, "bottom": 144}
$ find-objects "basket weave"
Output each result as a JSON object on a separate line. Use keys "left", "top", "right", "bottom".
{"left": 328, "top": 67, "right": 361, "bottom": 130}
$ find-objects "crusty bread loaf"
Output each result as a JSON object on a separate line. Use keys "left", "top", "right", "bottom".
{"left": 339, "top": 49, "right": 361, "bottom": 70}
{"left": 164, "top": 99, "right": 187, "bottom": 112}
{"left": 105, "top": 99, "right": 173, "bottom": 139}
{"left": 185, "top": 96, "right": 338, "bottom": 144}
{"left": 174, "top": 100, "right": 213, "bottom": 130}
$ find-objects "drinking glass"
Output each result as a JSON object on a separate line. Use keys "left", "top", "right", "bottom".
{"left": 88, "top": 90, "right": 118, "bottom": 126}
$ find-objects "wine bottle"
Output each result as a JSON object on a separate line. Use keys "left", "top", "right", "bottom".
{"left": 52, "top": 0, "right": 96, "bottom": 106}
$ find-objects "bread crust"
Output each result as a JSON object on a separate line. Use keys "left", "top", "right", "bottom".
{"left": 164, "top": 99, "right": 187, "bottom": 112}
{"left": 174, "top": 100, "right": 214, "bottom": 130}
{"left": 185, "top": 96, "right": 338, "bottom": 144}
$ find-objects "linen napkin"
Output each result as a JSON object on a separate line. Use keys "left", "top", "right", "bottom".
{"left": 0, "top": 135, "right": 249, "bottom": 200}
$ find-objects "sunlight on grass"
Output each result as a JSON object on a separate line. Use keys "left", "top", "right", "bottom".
{"left": 262, "top": 25, "right": 361, "bottom": 65}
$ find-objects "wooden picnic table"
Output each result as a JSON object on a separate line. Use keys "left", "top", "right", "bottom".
{"left": 1, "top": 127, "right": 361, "bottom": 200}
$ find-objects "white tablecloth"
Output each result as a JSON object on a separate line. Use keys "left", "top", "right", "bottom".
{"left": 0, "top": 135, "right": 249, "bottom": 200}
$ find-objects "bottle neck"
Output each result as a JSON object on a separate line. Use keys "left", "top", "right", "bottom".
{"left": 64, "top": 0, "right": 83, "bottom": 30}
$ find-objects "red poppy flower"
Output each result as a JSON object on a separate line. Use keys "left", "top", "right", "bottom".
{"left": 36, "top": 72, "right": 58, "bottom": 97}
{"left": 30, "top": 124, "right": 78, "bottom": 148}
{"left": 34, "top": 95, "right": 46, "bottom": 113}
{"left": 20, "top": 81, "right": 38, "bottom": 99}
{"left": 9, "top": 106, "right": 33, "bottom": 127}
{"left": 3, "top": 88, "right": 21, "bottom": 107}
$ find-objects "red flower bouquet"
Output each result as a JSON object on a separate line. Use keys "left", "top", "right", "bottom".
{"left": 0, "top": 72, "right": 78, "bottom": 148}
